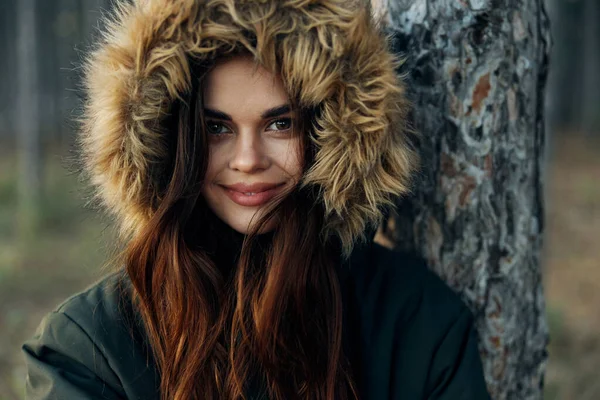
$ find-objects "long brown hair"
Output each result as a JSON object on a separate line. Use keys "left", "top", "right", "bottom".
{"left": 121, "top": 56, "right": 359, "bottom": 399}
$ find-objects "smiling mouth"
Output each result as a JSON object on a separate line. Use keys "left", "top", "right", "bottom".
{"left": 220, "top": 183, "right": 284, "bottom": 207}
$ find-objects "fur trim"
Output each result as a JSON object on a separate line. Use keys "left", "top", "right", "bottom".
{"left": 80, "top": 0, "right": 417, "bottom": 256}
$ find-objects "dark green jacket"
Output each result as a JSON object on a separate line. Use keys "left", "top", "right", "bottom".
{"left": 23, "top": 241, "right": 490, "bottom": 399}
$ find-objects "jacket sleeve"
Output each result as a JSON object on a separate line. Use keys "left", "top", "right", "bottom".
{"left": 426, "top": 307, "right": 491, "bottom": 399}
{"left": 22, "top": 311, "right": 126, "bottom": 400}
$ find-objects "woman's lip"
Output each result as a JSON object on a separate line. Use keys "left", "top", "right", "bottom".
{"left": 223, "top": 182, "right": 283, "bottom": 193}
{"left": 220, "top": 184, "right": 284, "bottom": 207}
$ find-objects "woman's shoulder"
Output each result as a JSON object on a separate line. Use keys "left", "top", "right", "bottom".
{"left": 346, "top": 242, "right": 469, "bottom": 323}
{"left": 22, "top": 271, "right": 160, "bottom": 400}
{"left": 51, "top": 271, "right": 130, "bottom": 320}
{"left": 343, "top": 242, "right": 490, "bottom": 399}
{"left": 42, "top": 271, "right": 145, "bottom": 351}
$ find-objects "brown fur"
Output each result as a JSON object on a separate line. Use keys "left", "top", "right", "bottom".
{"left": 79, "top": 0, "right": 417, "bottom": 256}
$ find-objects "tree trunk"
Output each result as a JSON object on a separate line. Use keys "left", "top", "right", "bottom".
{"left": 80, "top": 0, "right": 100, "bottom": 45}
{"left": 55, "top": 0, "right": 81, "bottom": 148}
{"left": 379, "top": 0, "right": 551, "bottom": 398}
{"left": 17, "top": 0, "right": 42, "bottom": 238}
{"left": 581, "top": 0, "right": 600, "bottom": 136}
{"left": 38, "top": 0, "right": 61, "bottom": 146}
{"left": 545, "top": 0, "right": 583, "bottom": 133}
{"left": 0, "top": 0, "right": 16, "bottom": 139}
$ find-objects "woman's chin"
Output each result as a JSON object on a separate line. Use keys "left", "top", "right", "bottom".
{"left": 226, "top": 215, "right": 277, "bottom": 236}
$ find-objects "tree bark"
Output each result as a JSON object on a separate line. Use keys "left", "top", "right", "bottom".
{"left": 380, "top": 1, "right": 551, "bottom": 398}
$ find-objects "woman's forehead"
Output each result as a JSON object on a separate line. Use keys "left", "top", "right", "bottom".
{"left": 203, "top": 55, "right": 291, "bottom": 120}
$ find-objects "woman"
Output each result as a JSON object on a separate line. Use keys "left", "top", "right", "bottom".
{"left": 23, "top": 0, "right": 490, "bottom": 399}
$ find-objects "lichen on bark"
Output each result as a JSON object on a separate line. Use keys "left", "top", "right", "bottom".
{"left": 381, "top": 0, "right": 552, "bottom": 398}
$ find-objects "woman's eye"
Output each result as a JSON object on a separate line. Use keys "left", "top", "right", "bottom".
{"left": 205, "top": 119, "right": 292, "bottom": 136}
{"left": 267, "top": 118, "right": 292, "bottom": 132}
{"left": 206, "top": 121, "right": 230, "bottom": 135}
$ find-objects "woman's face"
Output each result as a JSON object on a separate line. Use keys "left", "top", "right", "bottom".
{"left": 201, "top": 54, "right": 304, "bottom": 234}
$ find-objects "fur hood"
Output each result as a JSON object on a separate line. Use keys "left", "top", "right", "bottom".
{"left": 79, "top": 0, "right": 417, "bottom": 256}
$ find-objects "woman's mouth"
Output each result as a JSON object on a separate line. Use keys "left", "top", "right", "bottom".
{"left": 220, "top": 182, "right": 284, "bottom": 207}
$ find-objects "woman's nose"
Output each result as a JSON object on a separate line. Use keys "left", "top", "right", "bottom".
{"left": 228, "top": 131, "right": 270, "bottom": 173}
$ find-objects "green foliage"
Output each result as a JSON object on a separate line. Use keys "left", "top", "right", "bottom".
{"left": 547, "top": 305, "right": 568, "bottom": 355}
{"left": 0, "top": 163, "right": 16, "bottom": 240}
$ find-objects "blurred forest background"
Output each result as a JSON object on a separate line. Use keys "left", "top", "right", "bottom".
{"left": 0, "top": 0, "right": 599, "bottom": 399}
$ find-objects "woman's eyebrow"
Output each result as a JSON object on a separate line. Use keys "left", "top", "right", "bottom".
{"left": 203, "top": 104, "right": 291, "bottom": 121}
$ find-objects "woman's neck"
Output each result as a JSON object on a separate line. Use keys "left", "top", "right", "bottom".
{"left": 203, "top": 209, "right": 274, "bottom": 279}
